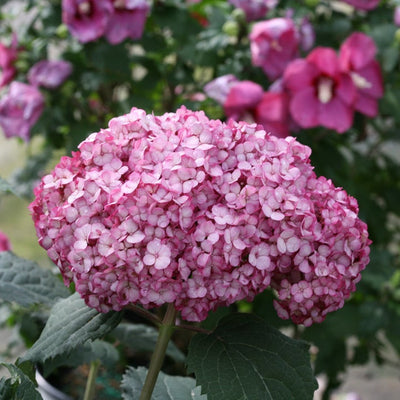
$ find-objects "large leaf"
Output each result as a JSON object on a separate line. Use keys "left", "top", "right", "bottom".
{"left": 121, "top": 366, "right": 206, "bottom": 400}
{"left": 187, "top": 313, "right": 318, "bottom": 400}
{"left": 0, "top": 252, "right": 69, "bottom": 307}
{"left": 21, "top": 293, "right": 123, "bottom": 364}
{"left": 41, "top": 339, "right": 119, "bottom": 377}
{"left": 0, "top": 363, "right": 42, "bottom": 400}
{"left": 111, "top": 323, "right": 185, "bottom": 363}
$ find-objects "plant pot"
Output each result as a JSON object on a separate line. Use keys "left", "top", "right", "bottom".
{"left": 36, "top": 369, "right": 73, "bottom": 400}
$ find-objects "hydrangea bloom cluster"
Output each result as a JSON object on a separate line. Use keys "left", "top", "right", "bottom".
{"left": 30, "top": 107, "right": 370, "bottom": 325}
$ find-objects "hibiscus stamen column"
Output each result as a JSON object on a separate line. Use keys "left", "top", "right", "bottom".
{"left": 139, "top": 304, "right": 177, "bottom": 400}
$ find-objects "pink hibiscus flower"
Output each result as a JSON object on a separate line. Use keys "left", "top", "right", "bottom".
{"left": 341, "top": 0, "right": 380, "bottom": 10}
{"left": 228, "top": 0, "right": 277, "bottom": 22}
{"left": 104, "top": 0, "right": 150, "bottom": 44}
{"left": 250, "top": 18, "right": 300, "bottom": 81}
{"left": 62, "top": 0, "right": 113, "bottom": 43}
{"left": 339, "top": 32, "right": 383, "bottom": 117}
{"left": 284, "top": 47, "right": 356, "bottom": 133}
{"left": 224, "top": 80, "right": 263, "bottom": 122}
{"left": 255, "top": 91, "right": 291, "bottom": 138}
{"left": 28, "top": 60, "right": 73, "bottom": 89}
{"left": 0, "top": 231, "right": 11, "bottom": 252}
{"left": 0, "top": 34, "right": 18, "bottom": 89}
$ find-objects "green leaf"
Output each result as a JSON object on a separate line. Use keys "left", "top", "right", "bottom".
{"left": 21, "top": 293, "right": 123, "bottom": 364}
{"left": 111, "top": 322, "right": 185, "bottom": 363}
{"left": 187, "top": 313, "right": 318, "bottom": 400}
{"left": 41, "top": 339, "right": 119, "bottom": 377}
{"left": 0, "top": 363, "right": 42, "bottom": 400}
{"left": 0, "top": 252, "right": 69, "bottom": 307}
{"left": 0, "top": 177, "right": 19, "bottom": 197}
{"left": 121, "top": 366, "right": 206, "bottom": 400}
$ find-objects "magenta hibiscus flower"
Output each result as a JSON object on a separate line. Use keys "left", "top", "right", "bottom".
{"left": 250, "top": 18, "right": 299, "bottom": 81}
{"left": 204, "top": 74, "right": 240, "bottom": 105}
{"left": 284, "top": 47, "right": 356, "bottom": 133}
{"left": 62, "top": 0, "right": 113, "bottom": 43}
{"left": 341, "top": 0, "right": 380, "bottom": 10}
{"left": 339, "top": 32, "right": 383, "bottom": 118}
{"left": 0, "top": 231, "right": 11, "bottom": 252}
{"left": 0, "top": 35, "right": 18, "bottom": 89}
{"left": 224, "top": 80, "right": 264, "bottom": 122}
{"left": 104, "top": 0, "right": 150, "bottom": 44}
{"left": 255, "top": 91, "right": 291, "bottom": 138}
{"left": 228, "top": 0, "right": 277, "bottom": 22}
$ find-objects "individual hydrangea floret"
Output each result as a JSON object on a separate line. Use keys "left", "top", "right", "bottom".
{"left": 30, "top": 107, "right": 370, "bottom": 325}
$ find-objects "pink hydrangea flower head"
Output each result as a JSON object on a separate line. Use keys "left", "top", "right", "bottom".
{"left": 28, "top": 60, "right": 73, "bottom": 89}
{"left": 104, "top": 0, "right": 150, "bottom": 44}
{"left": 224, "top": 80, "right": 263, "bottom": 121}
{"left": 341, "top": 0, "right": 380, "bottom": 10}
{"left": 30, "top": 106, "right": 370, "bottom": 324}
{"left": 62, "top": 0, "right": 113, "bottom": 43}
{"left": 250, "top": 18, "right": 300, "bottom": 80}
{"left": 0, "top": 82, "right": 44, "bottom": 141}
{"left": 0, "top": 34, "right": 18, "bottom": 89}
{"left": 284, "top": 47, "right": 357, "bottom": 133}
{"left": 255, "top": 91, "right": 290, "bottom": 138}
{"left": 0, "top": 231, "right": 11, "bottom": 252}
{"left": 339, "top": 32, "right": 383, "bottom": 117}
{"left": 228, "top": 0, "right": 277, "bottom": 22}
{"left": 204, "top": 74, "right": 239, "bottom": 105}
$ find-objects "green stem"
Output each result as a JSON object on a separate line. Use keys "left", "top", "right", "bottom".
{"left": 83, "top": 359, "right": 100, "bottom": 400}
{"left": 139, "top": 304, "right": 177, "bottom": 400}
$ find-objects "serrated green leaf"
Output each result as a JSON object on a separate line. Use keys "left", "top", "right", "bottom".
{"left": 0, "top": 252, "right": 69, "bottom": 307}
{"left": 41, "top": 339, "right": 119, "bottom": 377}
{"left": 21, "top": 293, "right": 123, "bottom": 364}
{"left": 187, "top": 313, "right": 318, "bottom": 400}
{"left": 111, "top": 323, "right": 185, "bottom": 363}
{"left": 121, "top": 366, "right": 206, "bottom": 400}
{"left": 0, "top": 363, "right": 42, "bottom": 400}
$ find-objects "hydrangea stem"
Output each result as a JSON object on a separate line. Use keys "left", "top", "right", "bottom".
{"left": 139, "top": 303, "right": 177, "bottom": 400}
{"left": 83, "top": 359, "right": 100, "bottom": 400}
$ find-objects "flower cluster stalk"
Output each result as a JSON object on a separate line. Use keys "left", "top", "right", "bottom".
{"left": 139, "top": 303, "right": 177, "bottom": 400}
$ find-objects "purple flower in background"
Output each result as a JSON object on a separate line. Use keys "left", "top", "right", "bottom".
{"left": 299, "top": 17, "right": 315, "bottom": 52}
{"left": 394, "top": 6, "right": 400, "bottom": 27}
{"left": 228, "top": 0, "right": 277, "bottom": 22}
{"left": 250, "top": 18, "right": 299, "bottom": 81}
{"left": 341, "top": 0, "right": 380, "bottom": 10}
{"left": 204, "top": 74, "right": 239, "bottom": 105}
{"left": 28, "top": 60, "right": 72, "bottom": 89}
{"left": 0, "top": 34, "right": 18, "bottom": 89}
{"left": 0, "top": 231, "right": 11, "bottom": 252}
{"left": 62, "top": 0, "right": 113, "bottom": 43}
{"left": 224, "top": 80, "right": 263, "bottom": 121}
{"left": 0, "top": 82, "right": 44, "bottom": 141}
{"left": 105, "top": 0, "right": 150, "bottom": 44}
